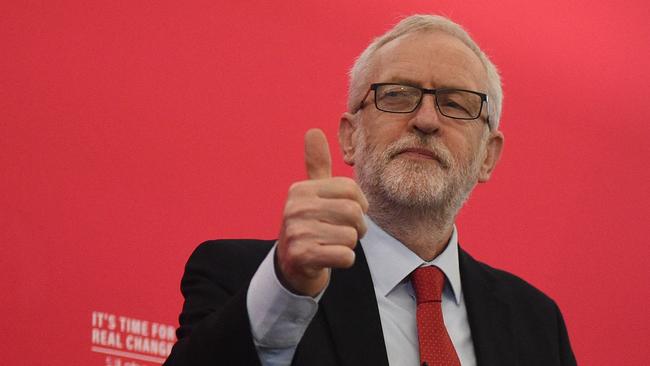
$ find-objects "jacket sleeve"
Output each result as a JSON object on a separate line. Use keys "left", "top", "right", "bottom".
{"left": 163, "top": 240, "right": 271, "bottom": 366}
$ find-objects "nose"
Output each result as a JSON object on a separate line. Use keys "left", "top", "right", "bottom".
{"left": 408, "top": 93, "right": 442, "bottom": 135}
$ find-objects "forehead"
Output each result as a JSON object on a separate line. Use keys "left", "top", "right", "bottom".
{"left": 370, "top": 30, "right": 488, "bottom": 91}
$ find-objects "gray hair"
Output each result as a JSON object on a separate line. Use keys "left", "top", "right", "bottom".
{"left": 348, "top": 14, "right": 503, "bottom": 130}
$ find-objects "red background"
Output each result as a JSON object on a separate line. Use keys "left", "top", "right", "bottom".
{"left": 2, "top": 1, "right": 649, "bottom": 364}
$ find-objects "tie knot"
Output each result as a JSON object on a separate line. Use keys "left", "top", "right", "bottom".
{"left": 411, "top": 266, "right": 445, "bottom": 304}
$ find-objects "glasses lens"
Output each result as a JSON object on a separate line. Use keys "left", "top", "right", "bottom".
{"left": 436, "top": 90, "right": 483, "bottom": 119}
{"left": 375, "top": 84, "right": 421, "bottom": 112}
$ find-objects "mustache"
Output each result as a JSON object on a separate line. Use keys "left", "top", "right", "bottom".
{"left": 383, "top": 137, "right": 452, "bottom": 169}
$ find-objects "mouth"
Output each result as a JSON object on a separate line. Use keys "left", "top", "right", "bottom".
{"left": 394, "top": 148, "right": 446, "bottom": 165}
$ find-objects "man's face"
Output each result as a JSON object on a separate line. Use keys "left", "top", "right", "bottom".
{"left": 339, "top": 31, "right": 503, "bottom": 214}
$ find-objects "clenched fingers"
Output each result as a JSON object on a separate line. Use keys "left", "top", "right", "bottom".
{"left": 284, "top": 197, "right": 367, "bottom": 238}
{"left": 315, "top": 177, "right": 369, "bottom": 213}
{"left": 284, "top": 241, "right": 356, "bottom": 271}
{"left": 283, "top": 221, "right": 360, "bottom": 249}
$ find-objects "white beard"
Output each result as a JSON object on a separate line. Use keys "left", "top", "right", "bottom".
{"left": 354, "top": 127, "right": 484, "bottom": 218}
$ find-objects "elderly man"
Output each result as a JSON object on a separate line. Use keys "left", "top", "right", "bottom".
{"left": 165, "top": 15, "right": 576, "bottom": 366}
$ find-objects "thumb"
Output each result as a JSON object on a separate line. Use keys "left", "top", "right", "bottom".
{"left": 304, "top": 128, "right": 332, "bottom": 180}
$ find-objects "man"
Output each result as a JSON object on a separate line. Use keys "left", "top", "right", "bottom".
{"left": 165, "top": 15, "right": 576, "bottom": 366}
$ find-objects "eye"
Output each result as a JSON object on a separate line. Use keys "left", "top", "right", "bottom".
{"left": 381, "top": 87, "right": 410, "bottom": 98}
{"left": 374, "top": 84, "right": 422, "bottom": 112}
{"left": 385, "top": 90, "right": 406, "bottom": 97}
{"left": 441, "top": 100, "right": 468, "bottom": 112}
{"left": 380, "top": 86, "right": 419, "bottom": 99}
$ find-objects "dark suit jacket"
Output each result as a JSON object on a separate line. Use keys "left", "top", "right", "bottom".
{"left": 164, "top": 239, "right": 576, "bottom": 366}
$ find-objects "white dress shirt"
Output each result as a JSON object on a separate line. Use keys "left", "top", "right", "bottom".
{"left": 247, "top": 216, "right": 477, "bottom": 365}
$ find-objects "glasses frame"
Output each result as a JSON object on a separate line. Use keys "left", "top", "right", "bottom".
{"left": 356, "top": 83, "right": 491, "bottom": 127}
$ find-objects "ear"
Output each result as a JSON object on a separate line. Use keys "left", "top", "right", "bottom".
{"left": 338, "top": 112, "right": 358, "bottom": 166}
{"left": 478, "top": 130, "right": 504, "bottom": 183}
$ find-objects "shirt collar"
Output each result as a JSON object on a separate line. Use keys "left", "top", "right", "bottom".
{"left": 360, "top": 215, "right": 463, "bottom": 305}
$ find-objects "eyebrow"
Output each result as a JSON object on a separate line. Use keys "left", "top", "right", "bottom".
{"left": 382, "top": 77, "right": 422, "bottom": 87}
{"left": 380, "top": 77, "right": 474, "bottom": 91}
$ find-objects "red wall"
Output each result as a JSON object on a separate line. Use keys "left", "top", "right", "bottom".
{"left": 2, "top": 1, "right": 649, "bottom": 365}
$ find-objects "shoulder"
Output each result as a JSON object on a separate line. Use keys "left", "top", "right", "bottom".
{"left": 188, "top": 239, "right": 275, "bottom": 264}
{"left": 460, "top": 248, "right": 560, "bottom": 313}
{"left": 460, "top": 248, "right": 577, "bottom": 363}
{"left": 183, "top": 239, "right": 276, "bottom": 288}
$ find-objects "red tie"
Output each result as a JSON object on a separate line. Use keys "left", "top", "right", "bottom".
{"left": 411, "top": 266, "right": 461, "bottom": 366}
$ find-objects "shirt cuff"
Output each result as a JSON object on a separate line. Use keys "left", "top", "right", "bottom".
{"left": 247, "top": 243, "right": 325, "bottom": 348}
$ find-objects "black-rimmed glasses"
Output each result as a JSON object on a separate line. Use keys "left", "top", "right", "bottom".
{"left": 357, "top": 83, "right": 489, "bottom": 122}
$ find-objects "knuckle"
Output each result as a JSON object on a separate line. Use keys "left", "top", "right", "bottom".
{"left": 341, "top": 200, "right": 362, "bottom": 218}
{"left": 283, "top": 222, "right": 306, "bottom": 242}
{"left": 303, "top": 246, "right": 319, "bottom": 264}
{"left": 358, "top": 224, "right": 368, "bottom": 238}
{"left": 352, "top": 224, "right": 365, "bottom": 240}
{"left": 283, "top": 198, "right": 296, "bottom": 216}
{"left": 339, "top": 226, "right": 358, "bottom": 247}
{"left": 288, "top": 181, "right": 312, "bottom": 197}
{"left": 284, "top": 198, "right": 316, "bottom": 220}
{"left": 283, "top": 200, "right": 299, "bottom": 218}
{"left": 339, "top": 250, "right": 355, "bottom": 268}
{"left": 357, "top": 216, "right": 368, "bottom": 234}
{"left": 285, "top": 244, "right": 306, "bottom": 264}
{"left": 346, "top": 226, "right": 359, "bottom": 244}
{"left": 288, "top": 181, "right": 304, "bottom": 194}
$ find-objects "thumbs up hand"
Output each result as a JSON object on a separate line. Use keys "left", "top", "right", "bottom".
{"left": 276, "top": 129, "right": 369, "bottom": 297}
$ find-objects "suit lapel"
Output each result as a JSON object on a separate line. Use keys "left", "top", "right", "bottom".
{"left": 320, "top": 243, "right": 389, "bottom": 366}
{"left": 459, "top": 248, "right": 517, "bottom": 366}
{"left": 308, "top": 244, "right": 518, "bottom": 365}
